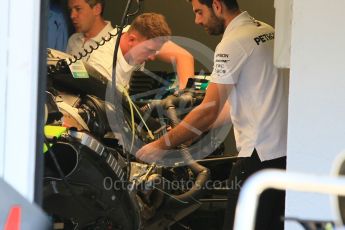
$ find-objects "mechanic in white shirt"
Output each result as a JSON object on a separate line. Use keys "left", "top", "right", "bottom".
{"left": 89, "top": 13, "right": 194, "bottom": 89}
{"left": 66, "top": 0, "right": 113, "bottom": 61}
{"left": 136, "top": 0, "right": 288, "bottom": 230}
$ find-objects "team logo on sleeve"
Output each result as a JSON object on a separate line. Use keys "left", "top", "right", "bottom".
{"left": 254, "top": 32, "right": 274, "bottom": 45}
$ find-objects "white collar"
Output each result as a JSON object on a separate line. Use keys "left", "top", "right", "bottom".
{"left": 224, "top": 11, "right": 255, "bottom": 35}
{"left": 92, "top": 21, "right": 113, "bottom": 41}
{"left": 75, "top": 21, "right": 113, "bottom": 43}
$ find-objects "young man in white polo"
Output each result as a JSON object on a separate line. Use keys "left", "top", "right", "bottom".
{"left": 66, "top": 0, "right": 112, "bottom": 59}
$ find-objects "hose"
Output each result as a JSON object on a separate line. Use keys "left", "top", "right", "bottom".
{"left": 165, "top": 106, "right": 210, "bottom": 202}
{"left": 140, "top": 93, "right": 210, "bottom": 202}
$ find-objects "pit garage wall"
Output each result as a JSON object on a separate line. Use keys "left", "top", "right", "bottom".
{"left": 286, "top": 0, "right": 345, "bottom": 229}
{"left": 0, "top": 0, "right": 41, "bottom": 202}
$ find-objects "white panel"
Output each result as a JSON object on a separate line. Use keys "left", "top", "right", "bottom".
{"left": 274, "top": 0, "right": 292, "bottom": 68}
{"left": 0, "top": 0, "right": 10, "bottom": 177}
{"left": 1, "top": 0, "right": 41, "bottom": 202}
{"left": 287, "top": 0, "right": 345, "bottom": 228}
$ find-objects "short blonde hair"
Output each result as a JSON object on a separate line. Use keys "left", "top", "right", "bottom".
{"left": 128, "top": 13, "right": 172, "bottom": 43}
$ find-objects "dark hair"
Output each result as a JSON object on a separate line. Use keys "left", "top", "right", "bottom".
{"left": 195, "top": 0, "right": 212, "bottom": 8}
{"left": 191, "top": 0, "right": 239, "bottom": 11}
{"left": 85, "top": 0, "right": 105, "bottom": 15}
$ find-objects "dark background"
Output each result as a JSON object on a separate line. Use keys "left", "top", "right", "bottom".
{"left": 103, "top": 0, "right": 275, "bottom": 73}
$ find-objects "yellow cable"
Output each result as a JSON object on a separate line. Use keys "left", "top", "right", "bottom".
{"left": 128, "top": 99, "right": 154, "bottom": 140}
{"left": 117, "top": 85, "right": 154, "bottom": 150}
{"left": 118, "top": 85, "right": 136, "bottom": 152}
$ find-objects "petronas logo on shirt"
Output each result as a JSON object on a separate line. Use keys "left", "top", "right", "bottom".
{"left": 254, "top": 32, "right": 274, "bottom": 45}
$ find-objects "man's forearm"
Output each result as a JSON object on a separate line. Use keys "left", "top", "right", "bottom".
{"left": 175, "top": 53, "right": 194, "bottom": 89}
{"left": 157, "top": 101, "right": 218, "bottom": 149}
{"left": 156, "top": 41, "right": 194, "bottom": 89}
{"left": 135, "top": 83, "right": 232, "bottom": 162}
{"left": 208, "top": 101, "right": 232, "bottom": 129}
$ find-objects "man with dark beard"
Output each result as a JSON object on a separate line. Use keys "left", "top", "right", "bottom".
{"left": 136, "top": 1, "right": 288, "bottom": 229}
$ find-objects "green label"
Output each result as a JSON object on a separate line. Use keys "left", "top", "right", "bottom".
{"left": 68, "top": 60, "right": 89, "bottom": 79}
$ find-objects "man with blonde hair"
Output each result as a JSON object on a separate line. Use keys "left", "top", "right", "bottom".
{"left": 79, "top": 12, "right": 194, "bottom": 89}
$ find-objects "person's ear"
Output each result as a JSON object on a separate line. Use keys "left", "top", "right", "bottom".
{"left": 212, "top": 0, "right": 222, "bottom": 15}
{"left": 127, "top": 33, "right": 138, "bottom": 48}
{"left": 92, "top": 3, "right": 102, "bottom": 16}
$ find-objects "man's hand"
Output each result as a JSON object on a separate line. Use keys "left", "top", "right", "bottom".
{"left": 135, "top": 140, "right": 168, "bottom": 163}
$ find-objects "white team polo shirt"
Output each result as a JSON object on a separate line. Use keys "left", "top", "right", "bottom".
{"left": 210, "top": 11, "right": 288, "bottom": 161}
{"left": 66, "top": 21, "right": 113, "bottom": 61}
{"left": 86, "top": 26, "right": 144, "bottom": 87}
